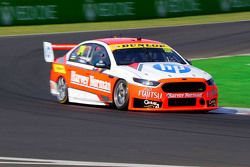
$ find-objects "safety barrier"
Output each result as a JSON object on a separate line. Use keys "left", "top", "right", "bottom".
{"left": 0, "top": 0, "right": 250, "bottom": 26}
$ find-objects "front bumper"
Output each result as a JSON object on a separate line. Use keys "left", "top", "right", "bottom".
{"left": 128, "top": 78, "right": 218, "bottom": 112}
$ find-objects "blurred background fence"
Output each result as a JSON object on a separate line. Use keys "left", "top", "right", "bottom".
{"left": 0, "top": 0, "right": 250, "bottom": 26}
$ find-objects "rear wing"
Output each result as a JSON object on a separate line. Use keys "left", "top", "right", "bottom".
{"left": 43, "top": 42, "right": 77, "bottom": 62}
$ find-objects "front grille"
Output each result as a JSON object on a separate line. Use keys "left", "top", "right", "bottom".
{"left": 168, "top": 98, "right": 196, "bottom": 107}
{"left": 162, "top": 82, "right": 206, "bottom": 92}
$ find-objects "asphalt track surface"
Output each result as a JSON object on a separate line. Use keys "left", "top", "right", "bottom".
{"left": 0, "top": 21, "right": 250, "bottom": 167}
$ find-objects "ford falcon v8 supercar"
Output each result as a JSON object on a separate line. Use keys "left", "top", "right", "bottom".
{"left": 43, "top": 37, "right": 218, "bottom": 112}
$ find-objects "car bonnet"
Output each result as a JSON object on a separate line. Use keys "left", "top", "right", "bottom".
{"left": 119, "top": 62, "right": 212, "bottom": 81}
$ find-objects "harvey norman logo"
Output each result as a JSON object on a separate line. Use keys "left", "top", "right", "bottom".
{"left": 0, "top": 2, "right": 57, "bottom": 25}
{"left": 167, "top": 93, "right": 203, "bottom": 98}
{"left": 71, "top": 71, "right": 111, "bottom": 93}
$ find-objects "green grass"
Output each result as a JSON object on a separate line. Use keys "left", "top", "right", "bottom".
{"left": 0, "top": 11, "right": 250, "bottom": 36}
{"left": 192, "top": 55, "right": 250, "bottom": 108}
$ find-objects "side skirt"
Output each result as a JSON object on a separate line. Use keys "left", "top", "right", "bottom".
{"left": 68, "top": 88, "right": 107, "bottom": 106}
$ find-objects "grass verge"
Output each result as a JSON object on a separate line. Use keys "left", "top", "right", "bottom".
{"left": 0, "top": 12, "right": 250, "bottom": 36}
{"left": 192, "top": 55, "right": 250, "bottom": 108}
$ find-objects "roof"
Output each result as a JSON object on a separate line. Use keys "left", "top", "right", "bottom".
{"left": 96, "top": 37, "right": 162, "bottom": 45}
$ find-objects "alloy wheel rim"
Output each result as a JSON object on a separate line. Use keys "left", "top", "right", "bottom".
{"left": 57, "top": 78, "right": 66, "bottom": 101}
{"left": 115, "top": 83, "right": 127, "bottom": 106}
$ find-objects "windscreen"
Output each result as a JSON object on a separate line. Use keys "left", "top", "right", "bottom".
{"left": 113, "top": 48, "right": 186, "bottom": 65}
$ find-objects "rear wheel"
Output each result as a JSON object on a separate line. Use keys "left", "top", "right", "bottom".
{"left": 113, "top": 80, "right": 129, "bottom": 110}
{"left": 56, "top": 77, "right": 68, "bottom": 104}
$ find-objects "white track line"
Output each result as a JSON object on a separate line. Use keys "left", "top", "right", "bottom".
{"left": 0, "top": 20, "right": 250, "bottom": 38}
{"left": 211, "top": 107, "right": 250, "bottom": 115}
{"left": 191, "top": 54, "right": 250, "bottom": 60}
{"left": 0, "top": 157, "right": 197, "bottom": 167}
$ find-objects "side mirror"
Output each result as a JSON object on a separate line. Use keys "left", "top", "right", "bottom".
{"left": 185, "top": 58, "right": 192, "bottom": 65}
{"left": 94, "top": 60, "right": 110, "bottom": 69}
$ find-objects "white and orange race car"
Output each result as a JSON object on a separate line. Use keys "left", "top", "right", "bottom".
{"left": 43, "top": 37, "right": 218, "bottom": 112}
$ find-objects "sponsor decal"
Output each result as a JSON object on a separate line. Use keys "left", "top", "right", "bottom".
{"left": 207, "top": 99, "right": 217, "bottom": 107}
{"left": 155, "top": 0, "right": 200, "bottom": 17}
{"left": 0, "top": 2, "right": 57, "bottom": 25}
{"left": 220, "top": 0, "right": 250, "bottom": 11}
{"left": 167, "top": 93, "right": 203, "bottom": 98}
{"left": 83, "top": 0, "right": 135, "bottom": 21}
{"left": 71, "top": 71, "right": 89, "bottom": 86}
{"left": 109, "top": 43, "right": 171, "bottom": 50}
{"left": 89, "top": 76, "right": 111, "bottom": 91}
{"left": 70, "top": 71, "right": 111, "bottom": 92}
{"left": 134, "top": 98, "right": 162, "bottom": 108}
{"left": 138, "top": 89, "right": 162, "bottom": 99}
{"left": 43, "top": 42, "right": 54, "bottom": 62}
{"left": 144, "top": 100, "right": 160, "bottom": 108}
{"left": 153, "top": 63, "right": 191, "bottom": 73}
{"left": 53, "top": 64, "right": 66, "bottom": 74}
{"left": 220, "top": 0, "right": 231, "bottom": 11}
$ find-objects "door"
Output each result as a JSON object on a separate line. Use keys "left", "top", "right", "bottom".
{"left": 66, "top": 43, "right": 117, "bottom": 105}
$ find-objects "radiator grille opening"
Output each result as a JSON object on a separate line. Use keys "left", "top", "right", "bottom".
{"left": 162, "top": 82, "right": 206, "bottom": 92}
{"left": 168, "top": 98, "right": 196, "bottom": 107}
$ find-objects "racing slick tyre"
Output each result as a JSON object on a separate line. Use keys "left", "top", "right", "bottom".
{"left": 113, "top": 80, "right": 129, "bottom": 110}
{"left": 56, "top": 77, "right": 68, "bottom": 104}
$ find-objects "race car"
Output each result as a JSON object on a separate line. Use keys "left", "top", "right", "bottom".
{"left": 43, "top": 37, "right": 218, "bottom": 112}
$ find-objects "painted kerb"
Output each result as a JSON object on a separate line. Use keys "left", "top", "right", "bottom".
{"left": 1, "top": 0, "right": 250, "bottom": 26}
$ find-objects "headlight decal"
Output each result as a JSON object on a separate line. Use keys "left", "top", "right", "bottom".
{"left": 133, "top": 78, "right": 160, "bottom": 87}
{"left": 206, "top": 78, "right": 215, "bottom": 86}
{"left": 138, "top": 64, "right": 143, "bottom": 71}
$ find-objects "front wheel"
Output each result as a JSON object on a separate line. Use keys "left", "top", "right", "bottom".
{"left": 113, "top": 80, "right": 129, "bottom": 110}
{"left": 56, "top": 77, "right": 68, "bottom": 104}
